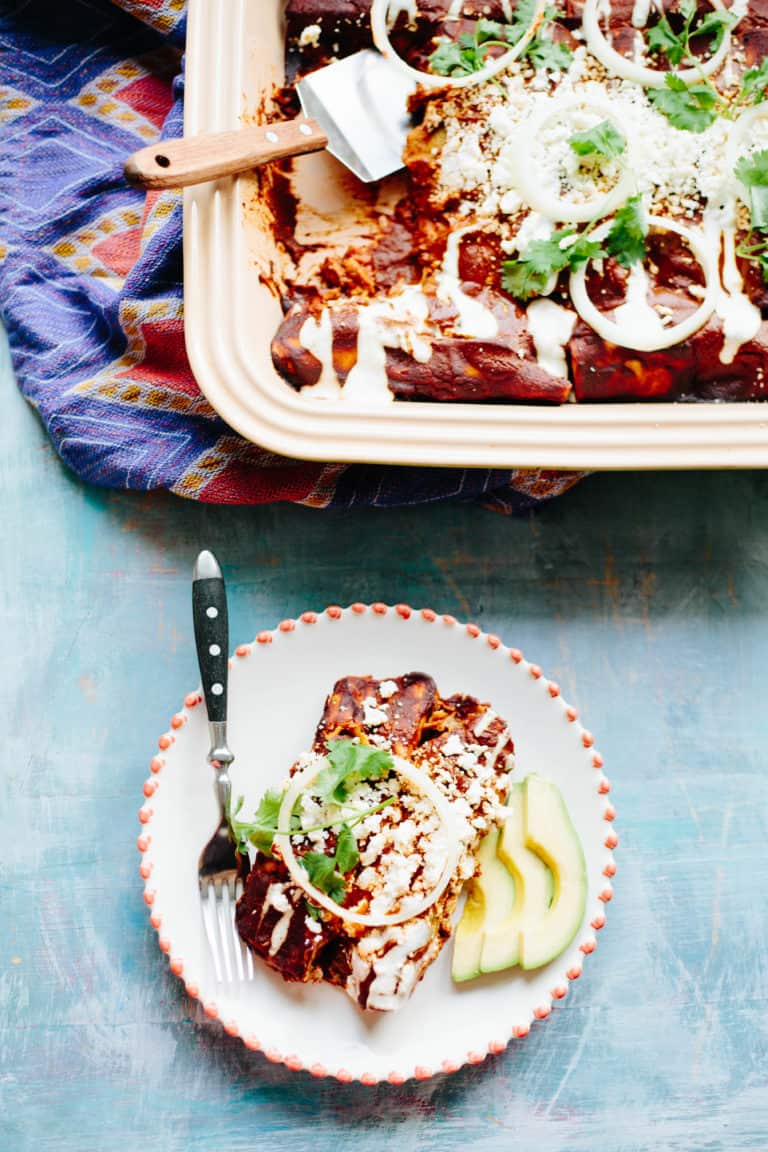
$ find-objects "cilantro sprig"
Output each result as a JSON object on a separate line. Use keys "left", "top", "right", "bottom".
{"left": 741, "top": 59, "right": 768, "bottom": 105}
{"left": 526, "top": 29, "right": 573, "bottom": 73}
{"left": 227, "top": 739, "right": 398, "bottom": 908}
{"left": 642, "top": 0, "right": 741, "bottom": 134}
{"left": 736, "top": 235, "right": 768, "bottom": 284}
{"left": 301, "top": 822, "right": 359, "bottom": 904}
{"left": 314, "top": 739, "right": 393, "bottom": 803}
{"left": 646, "top": 0, "right": 735, "bottom": 69}
{"left": 569, "top": 120, "right": 626, "bottom": 161}
{"left": 735, "top": 150, "right": 768, "bottom": 283}
{"left": 605, "top": 195, "right": 647, "bottom": 268}
{"left": 429, "top": 2, "right": 572, "bottom": 79}
{"left": 228, "top": 789, "right": 285, "bottom": 857}
{"left": 735, "top": 150, "right": 768, "bottom": 230}
{"left": 502, "top": 227, "right": 605, "bottom": 300}
{"left": 648, "top": 72, "right": 719, "bottom": 133}
{"left": 502, "top": 195, "right": 648, "bottom": 301}
{"left": 428, "top": 17, "right": 514, "bottom": 78}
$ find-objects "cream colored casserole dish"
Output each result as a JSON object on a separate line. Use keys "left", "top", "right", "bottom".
{"left": 183, "top": 0, "right": 768, "bottom": 467}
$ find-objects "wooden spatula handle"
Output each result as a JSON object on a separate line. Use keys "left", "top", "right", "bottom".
{"left": 123, "top": 117, "right": 329, "bottom": 190}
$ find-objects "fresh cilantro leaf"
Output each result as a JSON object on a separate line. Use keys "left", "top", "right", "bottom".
{"left": 735, "top": 149, "right": 768, "bottom": 229}
{"left": 476, "top": 17, "right": 504, "bottom": 42}
{"left": 430, "top": 2, "right": 568, "bottom": 78}
{"left": 313, "top": 739, "right": 394, "bottom": 804}
{"left": 334, "top": 822, "right": 359, "bottom": 874}
{"left": 738, "top": 239, "right": 768, "bottom": 284}
{"left": 562, "top": 234, "right": 606, "bottom": 268}
{"left": 227, "top": 788, "right": 284, "bottom": 857}
{"left": 605, "top": 195, "right": 648, "bottom": 267}
{"left": 523, "top": 2, "right": 572, "bottom": 71}
{"left": 301, "top": 851, "right": 347, "bottom": 905}
{"left": 502, "top": 258, "right": 557, "bottom": 300}
{"left": 507, "top": 0, "right": 540, "bottom": 42}
{"left": 647, "top": 1, "right": 735, "bottom": 67}
{"left": 502, "top": 229, "right": 605, "bottom": 301}
{"left": 742, "top": 58, "right": 768, "bottom": 104}
{"left": 526, "top": 37, "right": 573, "bottom": 71}
{"left": 430, "top": 20, "right": 511, "bottom": 76}
{"left": 300, "top": 818, "right": 359, "bottom": 906}
{"left": 569, "top": 120, "right": 626, "bottom": 160}
{"left": 647, "top": 11, "right": 686, "bottom": 66}
{"left": 735, "top": 151, "right": 768, "bottom": 190}
{"left": 648, "top": 73, "right": 717, "bottom": 133}
{"left": 693, "top": 8, "right": 736, "bottom": 51}
{"left": 429, "top": 40, "right": 474, "bottom": 77}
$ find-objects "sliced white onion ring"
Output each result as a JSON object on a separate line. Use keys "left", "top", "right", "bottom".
{"left": 504, "top": 98, "right": 635, "bottom": 223}
{"left": 582, "top": 0, "right": 736, "bottom": 88}
{"left": 569, "top": 214, "right": 718, "bottom": 351}
{"left": 370, "top": 0, "right": 546, "bottom": 89}
{"left": 274, "top": 753, "right": 461, "bottom": 927}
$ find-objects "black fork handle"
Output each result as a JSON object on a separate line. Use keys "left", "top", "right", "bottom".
{"left": 192, "top": 551, "right": 229, "bottom": 728}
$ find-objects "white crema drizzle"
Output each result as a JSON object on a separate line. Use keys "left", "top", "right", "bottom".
{"left": 706, "top": 204, "right": 762, "bottom": 364}
{"left": 298, "top": 230, "right": 501, "bottom": 403}
{"left": 526, "top": 298, "right": 577, "bottom": 377}
{"left": 612, "top": 263, "right": 669, "bottom": 345}
{"left": 298, "top": 310, "right": 343, "bottom": 399}
{"left": 436, "top": 228, "right": 499, "bottom": 340}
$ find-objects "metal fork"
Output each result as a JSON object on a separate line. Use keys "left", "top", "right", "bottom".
{"left": 192, "top": 550, "right": 254, "bottom": 983}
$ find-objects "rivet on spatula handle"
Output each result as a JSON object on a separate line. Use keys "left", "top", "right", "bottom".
{"left": 124, "top": 118, "right": 329, "bottom": 190}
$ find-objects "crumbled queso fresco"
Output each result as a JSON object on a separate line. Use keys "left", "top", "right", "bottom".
{"left": 431, "top": 48, "right": 741, "bottom": 233}
{"left": 286, "top": 705, "right": 514, "bottom": 1011}
{"left": 293, "top": 734, "right": 510, "bottom": 921}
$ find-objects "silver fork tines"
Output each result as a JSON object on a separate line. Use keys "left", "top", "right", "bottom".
{"left": 200, "top": 873, "right": 254, "bottom": 983}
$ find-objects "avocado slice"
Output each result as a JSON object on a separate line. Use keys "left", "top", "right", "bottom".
{"left": 451, "top": 827, "right": 517, "bottom": 982}
{"left": 518, "top": 774, "right": 587, "bottom": 970}
{"left": 480, "top": 783, "right": 553, "bottom": 973}
{"left": 451, "top": 776, "right": 587, "bottom": 981}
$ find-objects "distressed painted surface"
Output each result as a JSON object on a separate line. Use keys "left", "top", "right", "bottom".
{"left": 1, "top": 325, "right": 767, "bottom": 1151}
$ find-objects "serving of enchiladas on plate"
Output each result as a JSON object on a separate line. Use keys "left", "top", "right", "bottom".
{"left": 265, "top": 0, "right": 768, "bottom": 405}
{"left": 232, "top": 670, "right": 589, "bottom": 1013}
{"left": 233, "top": 672, "right": 517, "bottom": 1011}
{"left": 139, "top": 606, "right": 614, "bottom": 1079}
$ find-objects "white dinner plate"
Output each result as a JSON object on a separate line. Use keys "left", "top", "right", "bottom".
{"left": 137, "top": 603, "right": 617, "bottom": 1085}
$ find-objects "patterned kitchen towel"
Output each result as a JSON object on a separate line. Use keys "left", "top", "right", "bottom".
{"left": 0, "top": 0, "right": 583, "bottom": 510}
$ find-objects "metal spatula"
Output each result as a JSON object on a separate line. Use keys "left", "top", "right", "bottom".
{"left": 124, "top": 50, "right": 416, "bottom": 190}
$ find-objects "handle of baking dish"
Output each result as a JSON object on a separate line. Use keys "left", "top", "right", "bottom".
{"left": 124, "top": 118, "right": 329, "bottom": 190}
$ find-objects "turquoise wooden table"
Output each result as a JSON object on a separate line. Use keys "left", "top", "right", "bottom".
{"left": 2, "top": 322, "right": 766, "bottom": 1151}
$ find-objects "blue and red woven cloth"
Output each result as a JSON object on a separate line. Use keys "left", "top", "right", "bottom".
{"left": 0, "top": 0, "right": 580, "bottom": 509}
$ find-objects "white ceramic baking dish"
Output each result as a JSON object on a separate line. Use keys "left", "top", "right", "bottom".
{"left": 183, "top": 0, "right": 768, "bottom": 468}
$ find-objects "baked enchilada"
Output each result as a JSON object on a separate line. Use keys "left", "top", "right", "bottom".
{"left": 261, "top": 0, "right": 768, "bottom": 405}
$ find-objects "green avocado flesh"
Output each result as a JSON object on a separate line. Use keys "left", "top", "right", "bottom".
{"left": 519, "top": 774, "right": 587, "bottom": 970}
{"left": 452, "top": 775, "right": 587, "bottom": 981}
{"left": 451, "top": 828, "right": 516, "bottom": 982}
